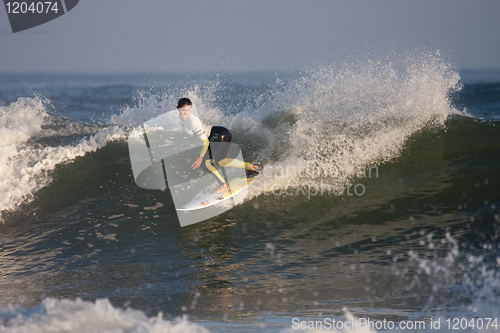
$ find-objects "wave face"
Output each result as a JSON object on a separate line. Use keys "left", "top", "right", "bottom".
{"left": 0, "top": 60, "right": 499, "bottom": 332}
{"left": 0, "top": 97, "right": 125, "bottom": 216}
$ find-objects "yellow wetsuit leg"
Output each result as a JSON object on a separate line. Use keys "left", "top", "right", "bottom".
{"left": 204, "top": 159, "right": 226, "bottom": 185}
{"left": 217, "top": 158, "right": 252, "bottom": 169}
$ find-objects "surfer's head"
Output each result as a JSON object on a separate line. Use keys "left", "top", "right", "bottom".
{"left": 177, "top": 98, "right": 192, "bottom": 109}
{"left": 177, "top": 98, "right": 192, "bottom": 120}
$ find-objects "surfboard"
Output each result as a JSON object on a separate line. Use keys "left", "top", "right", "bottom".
{"left": 176, "top": 172, "right": 260, "bottom": 212}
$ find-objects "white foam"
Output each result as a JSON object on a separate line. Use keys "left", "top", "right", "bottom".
{"left": 0, "top": 298, "right": 381, "bottom": 333}
{"left": 0, "top": 97, "right": 126, "bottom": 218}
{"left": 0, "top": 298, "right": 209, "bottom": 333}
{"left": 243, "top": 54, "right": 462, "bottom": 195}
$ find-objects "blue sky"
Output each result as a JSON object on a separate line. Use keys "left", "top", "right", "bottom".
{"left": 1, "top": 0, "right": 499, "bottom": 72}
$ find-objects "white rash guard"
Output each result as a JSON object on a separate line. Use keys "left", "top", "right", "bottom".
{"left": 180, "top": 113, "right": 212, "bottom": 141}
{"left": 180, "top": 113, "right": 212, "bottom": 158}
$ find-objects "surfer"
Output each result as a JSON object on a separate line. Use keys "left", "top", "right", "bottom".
{"left": 177, "top": 98, "right": 259, "bottom": 193}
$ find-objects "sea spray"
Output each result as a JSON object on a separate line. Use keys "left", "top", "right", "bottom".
{"left": 248, "top": 54, "right": 462, "bottom": 196}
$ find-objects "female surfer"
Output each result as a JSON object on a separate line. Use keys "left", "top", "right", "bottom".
{"left": 177, "top": 98, "right": 259, "bottom": 193}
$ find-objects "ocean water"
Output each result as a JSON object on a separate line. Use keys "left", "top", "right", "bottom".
{"left": 0, "top": 56, "right": 499, "bottom": 332}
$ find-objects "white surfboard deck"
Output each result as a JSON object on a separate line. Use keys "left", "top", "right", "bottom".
{"left": 176, "top": 173, "right": 260, "bottom": 212}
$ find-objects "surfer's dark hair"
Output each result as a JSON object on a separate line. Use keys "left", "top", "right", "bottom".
{"left": 177, "top": 98, "right": 192, "bottom": 108}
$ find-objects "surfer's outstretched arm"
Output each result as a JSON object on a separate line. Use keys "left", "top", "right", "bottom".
{"left": 191, "top": 138, "right": 210, "bottom": 169}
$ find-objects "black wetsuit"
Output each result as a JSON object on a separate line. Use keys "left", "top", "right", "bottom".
{"left": 200, "top": 126, "right": 232, "bottom": 186}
